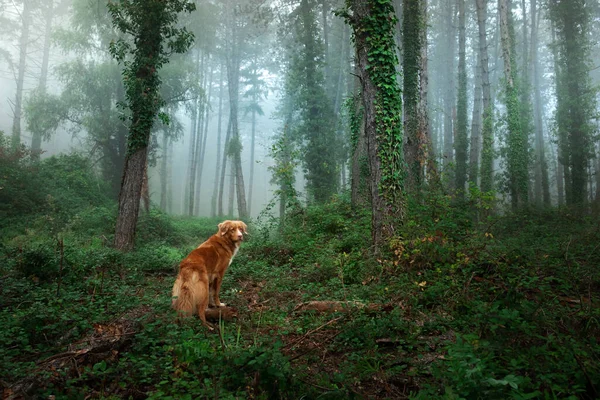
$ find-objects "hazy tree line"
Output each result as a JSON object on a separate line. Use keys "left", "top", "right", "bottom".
{"left": 1, "top": 0, "right": 599, "bottom": 250}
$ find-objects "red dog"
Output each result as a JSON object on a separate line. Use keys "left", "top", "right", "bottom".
{"left": 172, "top": 220, "right": 247, "bottom": 326}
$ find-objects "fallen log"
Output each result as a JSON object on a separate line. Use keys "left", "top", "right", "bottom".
{"left": 205, "top": 306, "right": 238, "bottom": 322}
{"left": 293, "top": 300, "right": 383, "bottom": 313}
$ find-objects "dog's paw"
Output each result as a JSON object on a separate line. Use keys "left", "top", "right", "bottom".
{"left": 219, "top": 302, "right": 226, "bottom": 307}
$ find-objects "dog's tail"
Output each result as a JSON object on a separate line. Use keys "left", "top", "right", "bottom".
{"left": 172, "top": 270, "right": 207, "bottom": 318}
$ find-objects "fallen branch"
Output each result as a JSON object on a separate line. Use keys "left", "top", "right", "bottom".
{"left": 284, "top": 316, "right": 343, "bottom": 351}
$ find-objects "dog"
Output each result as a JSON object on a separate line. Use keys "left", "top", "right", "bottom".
{"left": 171, "top": 220, "right": 247, "bottom": 327}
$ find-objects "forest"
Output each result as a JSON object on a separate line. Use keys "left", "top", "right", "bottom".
{"left": 1, "top": 0, "right": 599, "bottom": 398}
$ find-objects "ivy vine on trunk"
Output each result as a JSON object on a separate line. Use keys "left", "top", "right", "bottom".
{"left": 341, "top": 0, "right": 404, "bottom": 253}
{"left": 109, "top": 0, "right": 195, "bottom": 251}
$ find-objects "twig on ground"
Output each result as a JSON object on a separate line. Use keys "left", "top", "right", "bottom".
{"left": 284, "top": 316, "right": 343, "bottom": 351}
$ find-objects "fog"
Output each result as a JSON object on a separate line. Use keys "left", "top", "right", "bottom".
{"left": 2, "top": 0, "right": 600, "bottom": 219}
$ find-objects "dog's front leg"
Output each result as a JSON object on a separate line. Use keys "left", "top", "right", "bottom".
{"left": 212, "top": 277, "right": 226, "bottom": 307}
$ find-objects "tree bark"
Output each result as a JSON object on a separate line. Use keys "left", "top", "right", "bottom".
{"left": 224, "top": 3, "right": 248, "bottom": 219}
{"left": 476, "top": 0, "right": 493, "bottom": 193}
{"left": 530, "top": 0, "right": 550, "bottom": 206}
{"left": 31, "top": 0, "right": 54, "bottom": 158}
{"left": 218, "top": 117, "right": 232, "bottom": 217}
{"left": 211, "top": 63, "right": 225, "bottom": 217}
{"left": 195, "top": 57, "right": 214, "bottom": 215}
{"left": 455, "top": 0, "right": 468, "bottom": 196}
{"left": 115, "top": 147, "right": 148, "bottom": 250}
{"left": 160, "top": 131, "right": 169, "bottom": 211}
{"left": 186, "top": 49, "right": 202, "bottom": 215}
{"left": 469, "top": 55, "right": 482, "bottom": 187}
{"left": 248, "top": 64, "right": 257, "bottom": 216}
{"left": 442, "top": 0, "right": 456, "bottom": 179}
{"left": 11, "top": 0, "right": 31, "bottom": 150}
{"left": 346, "top": 0, "right": 403, "bottom": 254}
{"left": 402, "top": 0, "right": 423, "bottom": 190}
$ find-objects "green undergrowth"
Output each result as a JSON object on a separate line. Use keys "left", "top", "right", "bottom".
{"left": 1, "top": 144, "right": 599, "bottom": 398}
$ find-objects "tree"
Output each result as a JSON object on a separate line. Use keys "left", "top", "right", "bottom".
{"left": 476, "top": 0, "right": 494, "bottom": 194}
{"left": 242, "top": 55, "right": 268, "bottom": 215}
{"left": 109, "top": 0, "right": 195, "bottom": 251}
{"left": 499, "top": 0, "right": 528, "bottom": 209}
{"left": 454, "top": 0, "right": 468, "bottom": 197}
{"left": 292, "top": 0, "right": 338, "bottom": 203}
{"left": 442, "top": 0, "right": 456, "bottom": 180}
{"left": 10, "top": 0, "right": 31, "bottom": 150}
{"left": 342, "top": 0, "right": 404, "bottom": 252}
{"left": 549, "top": 0, "right": 596, "bottom": 206}
{"left": 30, "top": 0, "right": 59, "bottom": 158}
{"left": 403, "top": 0, "right": 425, "bottom": 191}
{"left": 530, "top": 0, "right": 550, "bottom": 206}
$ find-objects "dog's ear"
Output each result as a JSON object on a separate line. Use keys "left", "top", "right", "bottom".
{"left": 241, "top": 222, "right": 248, "bottom": 234}
{"left": 218, "top": 221, "right": 230, "bottom": 236}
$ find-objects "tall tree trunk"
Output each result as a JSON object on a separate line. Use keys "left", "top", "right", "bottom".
{"left": 550, "top": 18, "right": 567, "bottom": 205}
{"left": 350, "top": 62, "right": 368, "bottom": 208}
{"left": 530, "top": 0, "right": 550, "bottom": 206}
{"left": 248, "top": 65, "right": 257, "bottom": 216}
{"left": 227, "top": 65, "right": 248, "bottom": 218}
{"left": 476, "top": 0, "right": 494, "bottom": 193}
{"left": 111, "top": 0, "right": 195, "bottom": 251}
{"left": 160, "top": 131, "right": 169, "bottom": 211}
{"left": 218, "top": 117, "right": 232, "bottom": 217}
{"left": 11, "top": 0, "right": 31, "bottom": 150}
{"left": 403, "top": 0, "right": 423, "bottom": 191}
{"left": 499, "top": 0, "right": 528, "bottom": 209}
{"left": 321, "top": 0, "right": 330, "bottom": 81}
{"left": 186, "top": 50, "right": 201, "bottom": 215}
{"left": 550, "top": 0, "right": 593, "bottom": 206}
{"left": 228, "top": 161, "right": 235, "bottom": 216}
{"left": 225, "top": 8, "right": 248, "bottom": 219}
{"left": 346, "top": 0, "right": 404, "bottom": 254}
{"left": 455, "top": 0, "right": 468, "bottom": 196}
{"left": 167, "top": 139, "right": 173, "bottom": 213}
{"left": 115, "top": 148, "right": 148, "bottom": 250}
{"left": 419, "top": 0, "right": 433, "bottom": 184}
{"left": 211, "top": 63, "right": 226, "bottom": 217}
{"left": 442, "top": 0, "right": 456, "bottom": 179}
{"left": 31, "top": 0, "right": 54, "bottom": 158}
{"left": 595, "top": 147, "right": 600, "bottom": 202}
{"left": 469, "top": 56, "right": 482, "bottom": 187}
{"left": 195, "top": 58, "right": 214, "bottom": 215}
{"left": 520, "top": 0, "right": 534, "bottom": 203}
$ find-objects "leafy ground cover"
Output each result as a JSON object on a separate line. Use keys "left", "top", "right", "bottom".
{"left": 1, "top": 148, "right": 599, "bottom": 399}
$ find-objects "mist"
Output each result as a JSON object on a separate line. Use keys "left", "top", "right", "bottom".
{"left": 2, "top": 0, "right": 600, "bottom": 219}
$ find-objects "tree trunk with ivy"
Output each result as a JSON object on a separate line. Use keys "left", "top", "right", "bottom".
{"left": 499, "top": 0, "right": 528, "bottom": 210}
{"left": 454, "top": 0, "right": 468, "bottom": 197}
{"left": 442, "top": 0, "right": 455, "bottom": 180}
{"left": 110, "top": 0, "right": 195, "bottom": 251}
{"left": 549, "top": 0, "right": 595, "bottom": 206}
{"left": 402, "top": 0, "right": 423, "bottom": 191}
{"left": 344, "top": 0, "right": 404, "bottom": 253}
{"left": 476, "top": 0, "right": 494, "bottom": 194}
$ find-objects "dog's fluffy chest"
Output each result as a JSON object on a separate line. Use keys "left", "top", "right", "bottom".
{"left": 229, "top": 244, "right": 240, "bottom": 266}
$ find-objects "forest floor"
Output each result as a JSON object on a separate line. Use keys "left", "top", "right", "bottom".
{"left": 2, "top": 196, "right": 600, "bottom": 399}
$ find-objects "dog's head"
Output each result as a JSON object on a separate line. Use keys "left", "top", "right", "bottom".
{"left": 218, "top": 220, "right": 248, "bottom": 243}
